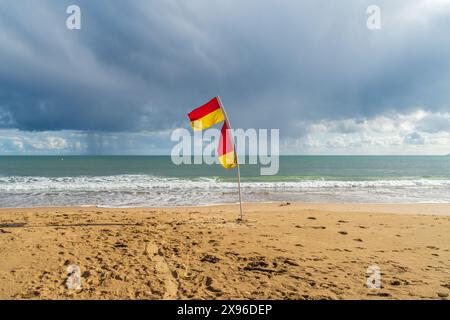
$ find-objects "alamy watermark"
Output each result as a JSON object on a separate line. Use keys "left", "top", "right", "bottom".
{"left": 171, "top": 128, "right": 280, "bottom": 176}
{"left": 366, "top": 265, "right": 381, "bottom": 289}
{"left": 367, "top": 5, "right": 382, "bottom": 30}
{"left": 65, "top": 5, "right": 380, "bottom": 31}
{"left": 66, "top": 5, "right": 81, "bottom": 30}
{"left": 66, "top": 264, "right": 81, "bottom": 290}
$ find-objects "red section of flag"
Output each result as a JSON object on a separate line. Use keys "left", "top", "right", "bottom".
{"left": 218, "top": 121, "right": 235, "bottom": 156}
{"left": 188, "top": 97, "right": 221, "bottom": 121}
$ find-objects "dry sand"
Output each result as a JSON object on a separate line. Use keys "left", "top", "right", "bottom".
{"left": 0, "top": 202, "right": 449, "bottom": 300}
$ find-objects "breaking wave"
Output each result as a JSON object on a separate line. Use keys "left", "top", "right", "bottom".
{"left": 1, "top": 175, "right": 450, "bottom": 208}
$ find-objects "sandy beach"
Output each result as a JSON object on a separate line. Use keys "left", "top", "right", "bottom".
{"left": 0, "top": 202, "right": 449, "bottom": 300}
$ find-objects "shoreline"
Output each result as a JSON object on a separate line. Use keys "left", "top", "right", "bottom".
{"left": 1, "top": 201, "right": 450, "bottom": 215}
{"left": 1, "top": 202, "right": 449, "bottom": 299}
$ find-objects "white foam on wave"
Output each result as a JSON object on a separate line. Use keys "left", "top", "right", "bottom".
{"left": 1, "top": 175, "right": 450, "bottom": 191}
{"left": 1, "top": 175, "right": 450, "bottom": 207}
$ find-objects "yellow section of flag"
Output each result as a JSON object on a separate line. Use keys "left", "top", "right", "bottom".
{"left": 190, "top": 108, "right": 225, "bottom": 131}
{"left": 218, "top": 150, "right": 237, "bottom": 169}
{"left": 188, "top": 97, "right": 225, "bottom": 131}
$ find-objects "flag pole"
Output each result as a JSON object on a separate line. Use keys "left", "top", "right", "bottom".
{"left": 217, "top": 96, "right": 244, "bottom": 221}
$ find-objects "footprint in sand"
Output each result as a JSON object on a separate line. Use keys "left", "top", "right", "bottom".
{"left": 144, "top": 243, "right": 178, "bottom": 299}
{"left": 205, "top": 276, "right": 222, "bottom": 294}
{"left": 200, "top": 254, "right": 221, "bottom": 263}
{"left": 437, "top": 292, "right": 448, "bottom": 299}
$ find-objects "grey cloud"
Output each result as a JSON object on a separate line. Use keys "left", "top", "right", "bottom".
{"left": 0, "top": 129, "right": 172, "bottom": 155}
{"left": 417, "top": 114, "right": 450, "bottom": 133}
{"left": 0, "top": 0, "right": 450, "bottom": 139}
{"left": 0, "top": 106, "right": 16, "bottom": 127}
{"left": 403, "top": 132, "right": 426, "bottom": 145}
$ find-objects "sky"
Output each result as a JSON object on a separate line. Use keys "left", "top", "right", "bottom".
{"left": 1, "top": 0, "right": 450, "bottom": 155}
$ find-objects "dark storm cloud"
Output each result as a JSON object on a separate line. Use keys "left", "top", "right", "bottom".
{"left": 0, "top": 0, "right": 449, "bottom": 135}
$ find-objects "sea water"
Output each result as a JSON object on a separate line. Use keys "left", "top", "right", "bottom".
{"left": 0, "top": 156, "right": 449, "bottom": 207}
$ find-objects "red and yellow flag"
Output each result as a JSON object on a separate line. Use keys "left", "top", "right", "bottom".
{"left": 218, "top": 121, "right": 237, "bottom": 169}
{"left": 188, "top": 97, "right": 225, "bottom": 131}
{"left": 188, "top": 97, "right": 237, "bottom": 169}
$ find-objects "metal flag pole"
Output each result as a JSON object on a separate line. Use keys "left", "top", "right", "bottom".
{"left": 217, "top": 96, "right": 244, "bottom": 221}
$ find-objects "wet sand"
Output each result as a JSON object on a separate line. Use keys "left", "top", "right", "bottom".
{"left": 0, "top": 202, "right": 449, "bottom": 300}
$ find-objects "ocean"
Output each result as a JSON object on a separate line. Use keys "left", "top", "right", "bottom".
{"left": 0, "top": 156, "right": 449, "bottom": 208}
